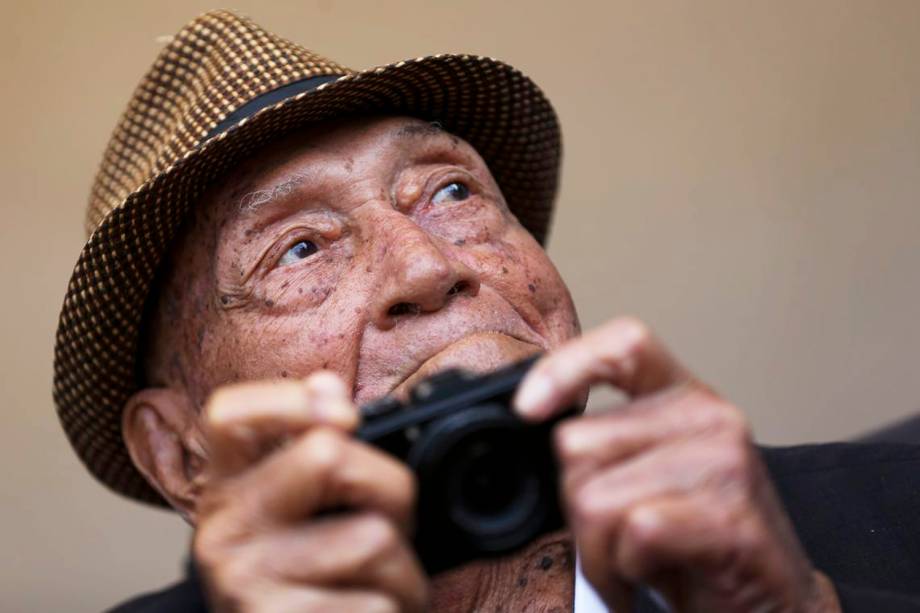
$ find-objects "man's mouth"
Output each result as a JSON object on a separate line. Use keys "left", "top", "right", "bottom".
{"left": 388, "top": 331, "right": 542, "bottom": 401}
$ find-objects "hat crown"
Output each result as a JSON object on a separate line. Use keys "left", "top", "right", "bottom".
{"left": 86, "top": 10, "right": 352, "bottom": 236}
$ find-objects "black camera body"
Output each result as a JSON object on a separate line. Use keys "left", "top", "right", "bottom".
{"left": 357, "top": 356, "right": 569, "bottom": 574}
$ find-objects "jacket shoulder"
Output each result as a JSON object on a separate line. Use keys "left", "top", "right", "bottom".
{"left": 106, "top": 577, "right": 207, "bottom": 613}
{"left": 762, "top": 442, "right": 920, "bottom": 595}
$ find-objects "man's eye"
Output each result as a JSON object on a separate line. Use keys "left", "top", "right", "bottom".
{"left": 278, "top": 240, "right": 318, "bottom": 267}
{"left": 432, "top": 181, "right": 470, "bottom": 204}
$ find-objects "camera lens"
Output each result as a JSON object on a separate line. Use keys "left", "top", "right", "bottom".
{"left": 445, "top": 430, "right": 541, "bottom": 540}
{"left": 408, "top": 403, "right": 552, "bottom": 555}
{"left": 455, "top": 437, "right": 521, "bottom": 515}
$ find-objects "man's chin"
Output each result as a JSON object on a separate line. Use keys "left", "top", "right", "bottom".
{"left": 389, "top": 331, "right": 541, "bottom": 401}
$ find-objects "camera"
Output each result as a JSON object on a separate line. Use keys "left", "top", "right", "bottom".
{"left": 357, "top": 355, "right": 570, "bottom": 573}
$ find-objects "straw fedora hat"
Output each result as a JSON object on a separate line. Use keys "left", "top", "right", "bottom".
{"left": 53, "top": 9, "right": 561, "bottom": 507}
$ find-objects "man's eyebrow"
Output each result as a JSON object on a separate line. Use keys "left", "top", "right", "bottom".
{"left": 393, "top": 120, "right": 445, "bottom": 140}
{"left": 237, "top": 174, "right": 308, "bottom": 214}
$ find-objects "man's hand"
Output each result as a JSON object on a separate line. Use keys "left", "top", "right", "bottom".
{"left": 515, "top": 318, "right": 841, "bottom": 613}
{"left": 193, "top": 372, "right": 428, "bottom": 613}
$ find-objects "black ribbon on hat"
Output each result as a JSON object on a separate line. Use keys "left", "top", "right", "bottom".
{"left": 205, "top": 74, "right": 343, "bottom": 141}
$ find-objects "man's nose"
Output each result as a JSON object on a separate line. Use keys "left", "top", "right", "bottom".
{"left": 370, "top": 222, "right": 480, "bottom": 330}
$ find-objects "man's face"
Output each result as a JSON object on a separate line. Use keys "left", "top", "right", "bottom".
{"left": 148, "top": 116, "right": 579, "bottom": 407}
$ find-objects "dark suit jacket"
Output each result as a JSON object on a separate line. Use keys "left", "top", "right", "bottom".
{"left": 109, "top": 441, "right": 920, "bottom": 612}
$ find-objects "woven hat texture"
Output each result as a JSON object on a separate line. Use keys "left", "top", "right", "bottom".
{"left": 53, "top": 9, "right": 561, "bottom": 506}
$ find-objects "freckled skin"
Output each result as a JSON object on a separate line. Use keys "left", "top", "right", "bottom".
{"left": 144, "top": 116, "right": 580, "bottom": 408}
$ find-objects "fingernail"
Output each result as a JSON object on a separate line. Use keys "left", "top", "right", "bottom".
{"left": 207, "top": 403, "right": 236, "bottom": 425}
{"left": 555, "top": 423, "right": 589, "bottom": 456}
{"left": 316, "top": 398, "right": 358, "bottom": 430}
{"left": 306, "top": 371, "right": 347, "bottom": 397}
{"left": 514, "top": 373, "right": 553, "bottom": 419}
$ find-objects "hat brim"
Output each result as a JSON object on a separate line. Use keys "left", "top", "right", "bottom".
{"left": 53, "top": 53, "right": 561, "bottom": 507}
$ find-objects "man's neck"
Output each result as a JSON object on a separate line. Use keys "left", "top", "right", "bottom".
{"left": 429, "top": 530, "right": 575, "bottom": 612}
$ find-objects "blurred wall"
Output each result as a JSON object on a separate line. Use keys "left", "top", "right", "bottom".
{"left": 2, "top": 0, "right": 919, "bottom": 610}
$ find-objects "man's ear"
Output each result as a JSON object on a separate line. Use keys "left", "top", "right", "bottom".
{"left": 122, "top": 388, "right": 208, "bottom": 523}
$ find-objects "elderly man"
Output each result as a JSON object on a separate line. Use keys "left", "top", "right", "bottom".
{"left": 54, "top": 11, "right": 919, "bottom": 613}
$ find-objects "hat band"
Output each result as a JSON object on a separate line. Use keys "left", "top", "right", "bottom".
{"left": 205, "top": 74, "right": 344, "bottom": 141}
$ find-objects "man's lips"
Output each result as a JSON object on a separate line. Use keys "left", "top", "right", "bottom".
{"left": 389, "top": 331, "right": 542, "bottom": 401}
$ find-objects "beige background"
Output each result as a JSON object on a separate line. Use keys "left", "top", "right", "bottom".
{"left": 3, "top": 0, "right": 920, "bottom": 610}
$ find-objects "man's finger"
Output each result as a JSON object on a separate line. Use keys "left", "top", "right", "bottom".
{"left": 254, "top": 584, "right": 402, "bottom": 613}
{"left": 554, "top": 388, "right": 744, "bottom": 484}
{"left": 572, "top": 496, "right": 637, "bottom": 611}
{"left": 205, "top": 371, "right": 358, "bottom": 477}
{"left": 613, "top": 493, "right": 747, "bottom": 582}
{"left": 564, "top": 431, "right": 744, "bottom": 610}
{"left": 514, "top": 317, "right": 692, "bottom": 420}
{"left": 250, "top": 513, "right": 428, "bottom": 612}
{"left": 560, "top": 431, "right": 745, "bottom": 528}
{"left": 216, "top": 427, "right": 416, "bottom": 533}
{"left": 611, "top": 492, "right": 795, "bottom": 613}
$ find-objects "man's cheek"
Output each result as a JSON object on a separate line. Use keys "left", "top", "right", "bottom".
{"left": 193, "top": 317, "right": 266, "bottom": 394}
{"left": 468, "top": 233, "right": 580, "bottom": 343}
{"left": 210, "top": 310, "right": 363, "bottom": 388}
{"left": 502, "top": 229, "right": 580, "bottom": 340}
{"left": 532, "top": 268, "right": 580, "bottom": 342}
{"left": 420, "top": 197, "right": 505, "bottom": 245}
{"left": 494, "top": 235, "right": 567, "bottom": 306}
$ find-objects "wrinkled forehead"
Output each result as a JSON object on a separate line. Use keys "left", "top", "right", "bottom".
{"left": 210, "top": 115, "right": 476, "bottom": 214}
